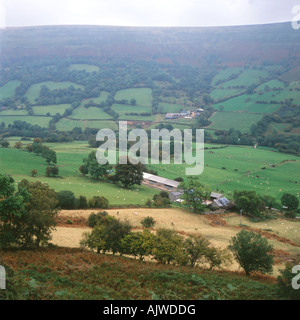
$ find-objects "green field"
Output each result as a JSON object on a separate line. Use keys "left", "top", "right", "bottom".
{"left": 208, "top": 112, "right": 263, "bottom": 133}
{"left": 56, "top": 118, "right": 118, "bottom": 131}
{"left": 0, "top": 80, "right": 21, "bottom": 99}
{"left": 111, "top": 104, "right": 155, "bottom": 121}
{"left": 1, "top": 142, "right": 299, "bottom": 204}
{"left": 146, "top": 144, "right": 300, "bottom": 200}
{"left": 32, "top": 104, "right": 71, "bottom": 116}
{"left": 0, "top": 116, "right": 52, "bottom": 127}
{"left": 0, "top": 109, "right": 28, "bottom": 116}
{"left": 81, "top": 92, "right": 110, "bottom": 105}
{"left": 158, "top": 102, "right": 185, "bottom": 113}
{"left": 213, "top": 80, "right": 299, "bottom": 114}
{"left": 115, "top": 88, "right": 153, "bottom": 107}
{"left": 26, "top": 81, "right": 84, "bottom": 104}
{"left": 71, "top": 106, "right": 113, "bottom": 120}
{"left": 211, "top": 67, "right": 243, "bottom": 86}
{"left": 0, "top": 144, "right": 157, "bottom": 205}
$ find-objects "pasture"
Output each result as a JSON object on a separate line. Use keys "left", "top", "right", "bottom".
{"left": 207, "top": 112, "right": 263, "bottom": 133}
{"left": 25, "top": 81, "right": 84, "bottom": 104}
{"left": 55, "top": 118, "right": 118, "bottom": 131}
{"left": 114, "top": 88, "right": 153, "bottom": 107}
{"left": 0, "top": 80, "right": 21, "bottom": 99}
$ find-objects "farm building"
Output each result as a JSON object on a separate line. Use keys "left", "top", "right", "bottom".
{"left": 165, "top": 112, "right": 189, "bottom": 119}
{"left": 142, "top": 172, "right": 180, "bottom": 192}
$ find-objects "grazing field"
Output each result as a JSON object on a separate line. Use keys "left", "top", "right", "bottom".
{"left": 0, "top": 115, "right": 52, "bottom": 127}
{"left": 0, "top": 109, "right": 28, "bottom": 116}
{"left": 55, "top": 118, "right": 118, "bottom": 131}
{"left": 71, "top": 106, "right": 113, "bottom": 120}
{"left": 210, "top": 88, "right": 245, "bottom": 101}
{"left": 0, "top": 80, "right": 21, "bottom": 99}
{"left": 32, "top": 104, "right": 71, "bottom": 116}
{"left": 81, "top": 91, "right": 109, "bottom": 104}
{"left": 211, "top": 67, "right": 243, "bottom": 86}
{"left": 213, "top": 80, "right": 299, "bottom": 114}
{"left": 114, "top": 88, "right": 153, "bottom": 106}
{"left": 158, "top": 102, "right": 185, "bottom": 113}
{"left": 111, "top": 103, "right": 155, "bottom": 121}
{"left": 25, "top": 81, "right": 84, "bottom": 104}
{"left": 0, "top": 146, "right": 157, "bottom": 205}
{"left": 208, "top": 112, "right": 263, "bottom": 133}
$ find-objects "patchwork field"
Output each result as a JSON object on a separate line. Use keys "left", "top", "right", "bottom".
{"left": 114, "top": 88, "right": 153, "bottom": 107}
{"left": 25, "top": 81, "right": 84, "bottom": 104}
{"left": 207, "top": 112, "right": 263, "bottom": 133}
{"left": 0, "top": 80, "right": 21, "bottom": 99}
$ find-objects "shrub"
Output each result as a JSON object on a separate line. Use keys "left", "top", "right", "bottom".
{"left": 57, "top": 190, "right": 76, "bottom": 209}
{"left": 87, "top": 211, "right": 109, "bottom": 228}
{"left": 88, "top": 196, "right": 109, "bottom": 209}
{"left": 141, "top": 216, "right": 156, "bottom": 228}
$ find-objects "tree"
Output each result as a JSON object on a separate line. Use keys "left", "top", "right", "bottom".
{"left": 44, "top": 149, "right": 57, "bottom": 165}
{"left": 277, "top": 263, "right": 300, "bottom": 300}
{"left": 81, "top": 216, "right": 131, "bottom": 255}
{"left": 153, "top": 229, "right": 185, "bottom": 265}
{"left": 114, "top": 157, "right": 144, "bottom": 188}
{"left": 1, "top": 141, "right": 9, "bottom": 148}
{"left": 57, "top": 190, "right": 76, "bottom": 209}
{"left": 179, "top": 178, "right": 211, "bottom": 213}
{"left": 14, "top": 142, "right": 23, "bottom": 149}
{"left": 233, "top": 190, "right": 264, "bottom": 217}
{"left": 281, "top": 193, "right": 299, "bottom": 212}
{"left": 0, "top": 174, "right": 27, "bottom": 248}
{"left": 83, "top": 151, "right": 111, "bottom": 180}
{"left": 46, "top": 166, "right": 59, "bottom": 177}
{"left": 228, "top": 229, "right": 274, "bottom": 276}
{"left": 77, "top": 195, "right": 88, "bottom": 209}
{"left": 0, "top": 176, "right": 58, "bottom": 248}
{"left": 31, "top": 169, "right": 38, "bottom": 177}
{"left": 183, "top": 234, "right": 210, "bottom": 267}
{"left": 88, "top": 196, "right": 109, "bottom": 209}
{"left": 121, "top": 229, "right": 156, "bottom": 260}
{"left": 17, "top": 180, "right": 58, "bottom": 247}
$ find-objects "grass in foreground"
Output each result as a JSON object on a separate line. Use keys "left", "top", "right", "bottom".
{"left": 0, "top": 247, "right": 278, "bottom": 300}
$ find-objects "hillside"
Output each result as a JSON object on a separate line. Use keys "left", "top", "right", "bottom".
{"left": 0, "top": 23, "right": 300, "bottom": 146}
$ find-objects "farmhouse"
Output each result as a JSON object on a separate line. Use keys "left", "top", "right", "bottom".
{"left": 142, "top": 172, "right": 180, "bottom": 192}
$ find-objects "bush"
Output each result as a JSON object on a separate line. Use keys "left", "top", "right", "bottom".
{"left": 284, "top": 211, "right": 296, "bottom": 219}
{"left": 141, "top": 216, "right": 156, "bottom": 228}
{"left": 88, "top": 196, "right": 109, "bottom": 209}
{"left": 87, "top": 211, "right": 109, "bottom": 228}
{"left": 77, "top": 195, "right": 88, "bottom": 209}
{"left": 57, "top": 190, "right": 76, "bottom": 209}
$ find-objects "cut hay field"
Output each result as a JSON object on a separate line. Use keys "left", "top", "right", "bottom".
{"left": 51, "top": 208, "right": 300, "bottom": 276}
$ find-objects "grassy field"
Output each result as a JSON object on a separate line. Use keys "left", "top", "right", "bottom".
{"left": 0, "top": 80, "right": 21, "bottom": 99}
{"left": 26, "top": 81, "right": 84, "bottom": 104}
{"left": 111, "top": 104, "right": 155, "bottom": 121}
{"left": 208, "top": 112, "right": 263, "bottom": 133}
{"left": 0, "top": 115, "right": 52, "bottom": 127}
{"left": 2, "top": 142, "right": 299, "bottom": 203}
{"left": 0, "top": 109, "right": 28, "bottom": 116}
{"left": 32, "top": 104, "right": 71, "bottom": 116}
{"left": 0, "top": 145, "right": 157, "bottom": 205}
{"left": 71, "top": 106, "right": 113, "bottom": 120}
{"left": 114, "top": 88, "right": 153, "bottom": 107}
{"left": 55, "top": 118, "right": 118, "bottom": 131}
